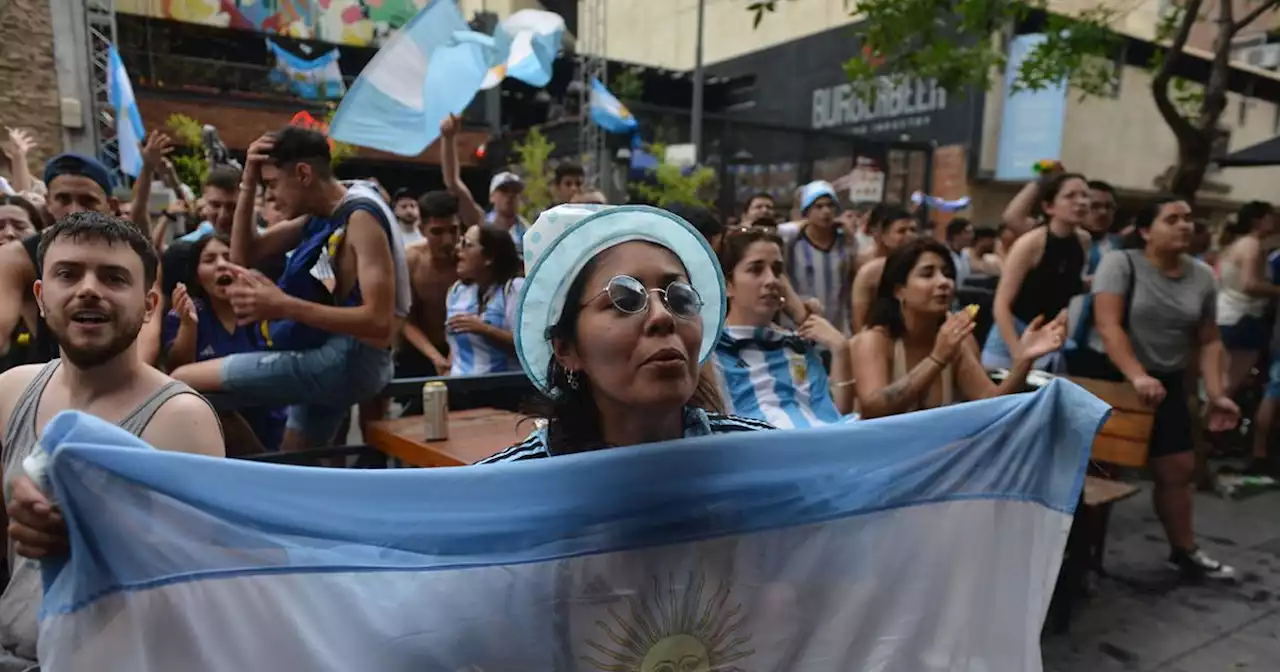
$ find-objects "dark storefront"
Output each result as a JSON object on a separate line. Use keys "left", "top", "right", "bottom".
{"left": 705, "top": 22, "right": 985, "bottom": 214}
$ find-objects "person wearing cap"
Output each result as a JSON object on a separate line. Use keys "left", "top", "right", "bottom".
{"left": 0, "top": 152, "right": 134, "bottom": 366}
{"left": 776, "top": 181, "right": 855, "bottom": 336}
{"left": 391, "top": 188, "right": 423, "bottom": 246}
{"left": 439, "top": 115, "right": 530, "bottom": 256}
{"left": 477, "top": 204, "right": 774, "bottom": 464}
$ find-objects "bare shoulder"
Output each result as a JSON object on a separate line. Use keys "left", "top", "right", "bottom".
{"left": 855, "top": 257, "right": 886, "bottom": 285}
{"left": 852, "top": 326, "right": 892, "bottom": 355}
{"left": 0, "top": 365, "right": 46, "bottom": 434}
{"left": 1075, "top": 228, "right": 1093, "bottom": 250}
{"left": 141, "top": 391, "right": 225, "bottom": 457}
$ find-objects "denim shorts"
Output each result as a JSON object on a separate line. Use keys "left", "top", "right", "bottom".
{"left": 218, "top": 334, "right": 393, "bottom": 445}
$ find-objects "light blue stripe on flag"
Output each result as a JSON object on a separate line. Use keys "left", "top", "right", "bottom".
{"left": 590, "top": 77, "right": 639, "bottom": 133}
{"left": 329, "top": 0, "right": 481, "bottom": 155}
{"left": 37, "top": 380, "right": 1108, "bottom": 670}
{"left": 106, "top": 45, "right": 145, "bottom": 177}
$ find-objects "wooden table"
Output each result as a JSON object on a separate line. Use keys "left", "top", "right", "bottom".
{"left": 365, "top": 408, "right": 530, "bottom": 467}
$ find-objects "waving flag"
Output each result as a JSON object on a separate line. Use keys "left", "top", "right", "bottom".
{"left": 37, "top": 380, "right": 1107, "bottom": 671}
{"left": 265, "top": 39, "right": 346, "bottom": 100}
{"left": 591, "top": 77, "right": 639, "bottom": 133}
{"left": 479, "top": 9, "right": 566, "bottom": 90}
{"left": 106, "top": 45, "right": 145, "bottom": 177}
{"left": 328, "top": 0, "right": 479, "bottom": 155}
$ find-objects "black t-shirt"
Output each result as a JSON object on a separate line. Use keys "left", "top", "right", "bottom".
{"left": 16, "top": 235, "right": 59, "bottom": 364}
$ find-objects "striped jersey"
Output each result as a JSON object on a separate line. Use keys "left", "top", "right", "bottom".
{"left": 477, "top": 407, "right": 774, "bottom": 464}
{"left": 712, "top": 325, "right": 841, "bottom": 429}
{"left": 445, "top": 277, "right": 523, "bottom": 376}
{"left": 778, "top": 222, "right": 853, "bottom": 334}
{"left": 485, "top": 211, "right": 529, "bottom": 256}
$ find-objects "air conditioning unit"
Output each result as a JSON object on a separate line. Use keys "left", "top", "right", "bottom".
{"left": 1240, "top": 44, "right": 1280, "bottom": 69}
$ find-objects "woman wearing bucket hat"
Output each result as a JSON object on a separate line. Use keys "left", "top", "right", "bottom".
{"left": 478, "top": 204, "right": 774, "bottom": 463}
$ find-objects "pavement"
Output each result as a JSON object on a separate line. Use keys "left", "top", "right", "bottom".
{"left": 1043, "top": 487, "right": 1280, "bottom": 671}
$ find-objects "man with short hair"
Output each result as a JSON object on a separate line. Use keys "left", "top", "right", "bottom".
{"left": 172, "top": 165, "right": 242, "bottom": 244}
{"left": 391, "top": 188, "right": 423, "bottom": 246}
{"left": 945, "top": 217, "right": 975, "bottom": 288}
{"left": 0, "top": 154, "right": 142, "bottom": 365}
{"left": 399, "top": 191, "right": 461, "bottom": 390}
{"left": 0, "top": 212, "right": 225, "bottom": 670}
{"left": 170, "top": 127, "right": 410, "bottom": 451}
{"left": 742, "top": 192, "right": 774, "bottom": 226}
{"left": 551, "top": 162, "right": 585, "bottom": 205}
{"left": 850, "top": 207, "right": 919, "bottom": 332}
{"left": 1084, "top": 180, "right": 1122, "bottom": 279}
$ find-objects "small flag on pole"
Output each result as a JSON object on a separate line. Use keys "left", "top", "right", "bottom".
{"left": 590, "top": 77, "right": 639, "bottom": 134}
{"left": 106, "top": 45, "right": 145, "bottom": 178}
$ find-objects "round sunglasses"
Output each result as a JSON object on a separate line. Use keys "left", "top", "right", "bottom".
{"left": 585, "top": 275, "right": 703, "bottom": 320}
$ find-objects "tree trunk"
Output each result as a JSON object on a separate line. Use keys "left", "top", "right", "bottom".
{"left": 1168, "top": 137, "right": 1211, "bottom": 200}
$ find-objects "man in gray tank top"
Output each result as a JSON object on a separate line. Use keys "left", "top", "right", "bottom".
{"left": 0, "top": 213, "right": 225, "bottom": 670}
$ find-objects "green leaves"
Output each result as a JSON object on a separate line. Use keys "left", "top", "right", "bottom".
{"left": 630, "top": 143, "right": 717, "bottom": 208}
{"left": 512, "top": 128, "right": 556, "bottom": 222}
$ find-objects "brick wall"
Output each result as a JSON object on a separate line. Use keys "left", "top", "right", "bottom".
{"left": 0, "top": 0, "right": 63, "bottom": 173}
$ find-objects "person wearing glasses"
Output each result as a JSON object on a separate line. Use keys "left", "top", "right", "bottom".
{"left": 709, "top": 227, "right": 853, "bottom": 427}
{"left": 478, "top": 204, "right": 774, "bottom": 464}
{"left": 445, "top": 224, "right": 524, "bottom": 377}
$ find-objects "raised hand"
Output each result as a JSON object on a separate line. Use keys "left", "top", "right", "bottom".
{"left": 141, "top": 131, "right": 174, "bottom": 168}
{"left": 172, "top": 282, "right": 198, "bottom": 325}
{"left": 1018, "top": 311, "right": 1068, "bottom": 362}
{"left": 4, "top": 128, "right": 35, "bottom": 159}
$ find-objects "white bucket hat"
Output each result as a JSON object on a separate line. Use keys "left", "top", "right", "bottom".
{"left": 515, "top": 204, "right": 726, "bottom": 395}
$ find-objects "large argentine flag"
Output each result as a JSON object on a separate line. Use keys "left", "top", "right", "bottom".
{"left": 37, "top": 381, "right": 1107, "bottom": 671}
{"left": 106, "top": 45, "right": 145, "bottom": 177}
{"left": 329, "top": 0, "right": 479, "bottom": 155}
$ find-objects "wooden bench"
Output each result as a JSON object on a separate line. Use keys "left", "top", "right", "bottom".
{"left": 1049, "top": 377, "right": 1154, "bottom": 633}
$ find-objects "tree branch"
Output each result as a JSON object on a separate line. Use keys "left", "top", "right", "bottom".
{"left": 1199, "top": 0, "right": 1235, "bottom": 133}
{"left": 1233, "top": 0, "right": 1280, "bottom": 34}
{"left": 1151, "top": 0, "right": 1204, "bottom": 142}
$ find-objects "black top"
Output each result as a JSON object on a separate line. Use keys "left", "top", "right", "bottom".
{"left": 1011, "top": 228, "right": 1085, "bottom": 324}
{"left": 16, "top": 235, "right": 59, "bottom": 365}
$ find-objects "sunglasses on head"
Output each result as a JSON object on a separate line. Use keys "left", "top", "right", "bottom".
{"left": 585, "top": 275, "right": 703, "bottom": 320}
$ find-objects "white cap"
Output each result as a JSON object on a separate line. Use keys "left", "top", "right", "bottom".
{"left": 489, "top": 172, "right": 524, "bottom": 194}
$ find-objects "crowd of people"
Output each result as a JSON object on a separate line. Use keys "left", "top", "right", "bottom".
{"left": 0, "top": 118, "right": 1272, "bottom": 666}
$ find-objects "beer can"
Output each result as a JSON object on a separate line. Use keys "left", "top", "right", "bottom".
{"left": 422, "top": 381, "right": 449, "bottom": 441}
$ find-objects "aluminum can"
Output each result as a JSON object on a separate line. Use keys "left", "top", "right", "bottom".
{"left": 422, "top": 382, "right": 449, "bottom": 441}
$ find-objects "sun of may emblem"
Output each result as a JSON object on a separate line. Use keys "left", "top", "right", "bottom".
{"left": 582, "top": 573, "right": 754, "bottom": 672}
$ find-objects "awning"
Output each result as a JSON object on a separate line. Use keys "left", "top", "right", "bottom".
{"left": 1218, "top": 135, "right": 1280, "bottom": 167}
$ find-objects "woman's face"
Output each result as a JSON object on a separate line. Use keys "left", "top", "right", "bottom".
{"left": 726, "top": 240, "right": 784, "bottom": 325}
{"left": 196, "top": 238, "right": 235, "bottom": 300}
{"left": 0, "top": 204, "right": 36, "bottom": 245}
{"left": 1144, "top": 200, "right": 1194, "bottom": 254}
{"left": 1043, "top": 178, "right": 1091, "bottom": 226}
{"left": 894, "top": 251, "right": 955, "bottom": 316}
{"left": 456, "top": 226, "right": 488, "bottom": 282}
{"left": 555, "top": 242, "right": 703, "bottom": 412}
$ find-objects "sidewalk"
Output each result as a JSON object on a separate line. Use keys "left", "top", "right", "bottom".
{"left": 1044, "top": 488, "right": 1280, "bottom": 671}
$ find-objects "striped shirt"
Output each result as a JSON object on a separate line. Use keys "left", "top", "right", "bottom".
{"left": 485, "top": 211, "right": 529, "bottom": 257}
{"left": 445, "top": 278, "right": 523, "bottom": 376}
{"left": 712, "top": 326, "right": 840, "bottom": 429}
{"left": 477, "top": 407, "right": 775, "bottom": 464}
{"left": 778, "top": 222, "right": 853, "bottom": 334}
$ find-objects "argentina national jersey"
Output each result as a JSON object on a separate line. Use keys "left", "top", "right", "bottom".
{"left": 778, "top": 223, "right": 852, "bottom": 334}
{"left": 445, "top": 278, "right": 524, "bottom": 376}
{"left": 712, "top": 326, "right": 841, "bottom": 429}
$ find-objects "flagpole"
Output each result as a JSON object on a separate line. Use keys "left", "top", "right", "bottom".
{"left": 691, "top": 0, "right": 705, "bottom": 163}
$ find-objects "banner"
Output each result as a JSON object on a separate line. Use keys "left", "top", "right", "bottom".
{"left": 266, "top": 39, "right": 346, "bottom": 100}
{"left": 37, "top": 380, "right": 1107, "bottom": 671}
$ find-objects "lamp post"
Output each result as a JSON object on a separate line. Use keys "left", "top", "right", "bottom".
{"left": 691, "top": 0, "right": 705, "bottom": 163}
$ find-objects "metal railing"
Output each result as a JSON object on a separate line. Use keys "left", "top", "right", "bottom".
{"left": 119, "top": 49, "right": 353, "bottom": 102}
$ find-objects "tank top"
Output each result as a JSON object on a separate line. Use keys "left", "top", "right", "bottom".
{"left": 1216, "top": 254, "right": 1268, "bottom": 325}
{"left": 0, "top": 361, "right": 208, "bottom": 664}
{"left": 1011, "top": 228, "right": 1085, "bottom": 323}
{"left": 891, "top": 340, "right": 957, "bottom": 412}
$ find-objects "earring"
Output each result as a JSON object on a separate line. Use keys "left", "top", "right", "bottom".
{"left": 566, "top": 369, "right": 580, "bottom": 390}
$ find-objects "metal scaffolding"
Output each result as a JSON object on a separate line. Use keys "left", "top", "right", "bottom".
{"left": 84, "top": 0, "right": 122, "bottom": 186}
{"left": 576, "top": 0, "right": 607, "bottom": 186}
